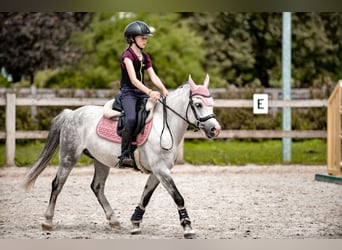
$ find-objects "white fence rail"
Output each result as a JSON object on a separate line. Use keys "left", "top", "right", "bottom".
{"left": 1, "top": 92, "right": 327, "bottom": 166}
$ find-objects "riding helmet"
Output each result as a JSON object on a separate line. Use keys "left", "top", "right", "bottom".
{"left": 124, "top": 21, "right": 153, "bottom": 44}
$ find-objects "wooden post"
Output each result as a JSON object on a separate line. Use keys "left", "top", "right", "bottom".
{"left": 6, "top": 91, "right": 16, "bottom": 166}
{"left": 30, "top": 84, "right": 38, "bottom": 122}
{"left": 327, "top": 80, "right": 342, "bottom": 176}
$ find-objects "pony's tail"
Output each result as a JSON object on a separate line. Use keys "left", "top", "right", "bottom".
{"left": 23, "top": 109, "right": 72, "bottom": 191}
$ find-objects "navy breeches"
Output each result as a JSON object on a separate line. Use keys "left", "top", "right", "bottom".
{"left": 120, "top": 88, "right": 147, "bottom": 128}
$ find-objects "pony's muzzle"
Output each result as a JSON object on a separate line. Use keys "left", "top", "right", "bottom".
{"left": 206, "top": 123, "right": 221, "bottom": 138}
{"left": 211, "top": 123, "right": 221, "bottom": 137}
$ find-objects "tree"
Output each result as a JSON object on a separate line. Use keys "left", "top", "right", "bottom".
{"left": 184, "top": 12, "right": 282, "bottom": 87}
{"left": 47, "top": 12, "right": 207, "bottom": 89}
{"left": 0, "top": 12, "right": 93, "bottom": 84}
{"left": 184, "top": 12, "right": 342, "bottom": 88}
{"left": 247, "top": 13, "right": 282, "bottom": 87}
{"left": 292, "top": 13, "right": 342, "bottom": 87}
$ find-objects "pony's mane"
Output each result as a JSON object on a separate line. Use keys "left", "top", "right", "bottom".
{"left": 168, "top": 82, "right": 190, "bottom": 97}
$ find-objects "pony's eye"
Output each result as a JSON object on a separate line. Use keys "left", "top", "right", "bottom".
{"left": 195, "top": 103, "right": 203, "bottom": 108}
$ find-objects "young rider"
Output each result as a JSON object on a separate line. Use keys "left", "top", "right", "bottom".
{"left": 119, "top": 21, "right": 169, "bottom": 168}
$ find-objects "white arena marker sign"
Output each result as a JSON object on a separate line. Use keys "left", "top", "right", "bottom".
{"left": 253, "top": 94, "right": 269, "bottom": 114}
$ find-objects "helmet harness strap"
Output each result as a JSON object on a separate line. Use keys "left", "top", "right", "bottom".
{"left": 133, "top": 37, "right": 143, "bottom": 50}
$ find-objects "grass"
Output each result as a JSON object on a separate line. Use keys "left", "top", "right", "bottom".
{"left": 0, "top": 140, "right": 93, "bottom": 167}
{"left": 0, "top": 139, "right": 326, "bottom": 167}
{"left": 184, "top": 139, "right": 326, "bottom": 165}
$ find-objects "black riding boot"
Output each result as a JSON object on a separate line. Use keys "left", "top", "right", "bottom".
{"left": 119, "top": 125, "right": 136, "bottom": 169}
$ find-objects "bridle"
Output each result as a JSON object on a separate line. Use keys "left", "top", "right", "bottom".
{"left": 158, "top": 90, "right": 216, "bottom": 150}
{"left": 187, "top": 92, "right": 216, "bottom": 127}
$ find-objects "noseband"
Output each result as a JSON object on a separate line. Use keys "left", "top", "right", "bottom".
{"left": 158, "top": 90, "right": 216, "bottom": 150}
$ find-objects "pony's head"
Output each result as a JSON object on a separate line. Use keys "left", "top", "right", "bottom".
{"left": 188, "top": 74, "right": 221, "bottom": 138}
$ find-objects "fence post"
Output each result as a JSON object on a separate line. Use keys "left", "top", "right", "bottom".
{"left": 6, "top": 91, "right": 16, "bottom": 166}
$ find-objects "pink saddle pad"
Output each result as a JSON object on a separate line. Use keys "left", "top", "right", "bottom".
{"left": 96, "top": 116, "right": 153, "bottom": 145}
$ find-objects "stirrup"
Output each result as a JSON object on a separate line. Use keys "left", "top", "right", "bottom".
{"left": 119, "top": 156, "right": 134, "bottom": 167}
{"left": 118, "top": 155, "right": 139, "bottom": 170}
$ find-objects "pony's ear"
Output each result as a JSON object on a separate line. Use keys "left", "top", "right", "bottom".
{"left": 188, "top": 74, "right": 196, "bottom": 89}
{"left": 203, "top": 73, "right": 209, "bottom": 88}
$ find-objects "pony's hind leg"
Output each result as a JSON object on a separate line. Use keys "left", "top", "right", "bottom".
{"left": 42, "top": 140, "right": 81, "bottom": 231}
{"left": 130, "top": 174, "right": 160, "bottom": 234}
{"left": 42, "top": 164, "right": 74, "bottom": 231}
{"left": 91, "top": 159, "right": 120, "bottom": 228}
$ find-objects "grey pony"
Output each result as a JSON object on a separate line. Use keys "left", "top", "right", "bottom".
{"left": 23, "top": 74, "right": 221, "bottom": 239}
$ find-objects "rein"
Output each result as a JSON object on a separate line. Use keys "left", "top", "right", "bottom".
{"left": 157, "top": 91, "right": 216, "bottom": 151}
{"left": 158, "top": 96, "right": 186, "bottom": 151}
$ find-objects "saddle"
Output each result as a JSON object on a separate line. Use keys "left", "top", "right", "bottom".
{"left": 104, "top": 93, "right": 156, "bottom": 135}
{"left": 99, "top": 92, "right": 156, "bottom": 140}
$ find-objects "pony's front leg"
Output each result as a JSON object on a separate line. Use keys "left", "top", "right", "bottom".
{"left": 130, "top": 174, "right": 160, "bottom": 234}
{"left": 154, "top": 168, "right": 195, "bottom": 239}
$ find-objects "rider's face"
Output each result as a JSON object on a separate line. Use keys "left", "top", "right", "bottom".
{"left": 135, "top": 36, "right": 148, "bottom": 49}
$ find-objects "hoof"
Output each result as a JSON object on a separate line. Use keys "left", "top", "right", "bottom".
{"left": 184, "top": 229, "right": 196, "bottom": 239}
{"left": 183, "top": 225, "right": 195, "bottom": 239}
{"left": 42, "top": 222, "right": 53, "bottom": 231}
{"left": 130, "top": 223, "right": 142, "bottom": 235}
{"left": 109, "top": 220, "right": 121, "bottom": 229}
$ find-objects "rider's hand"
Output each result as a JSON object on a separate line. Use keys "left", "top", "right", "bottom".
{"left": 161, "top": 87, "right": 169, "bottom": 97}
{"left": 149, "top": 90, "right": 160, "bottom": 100}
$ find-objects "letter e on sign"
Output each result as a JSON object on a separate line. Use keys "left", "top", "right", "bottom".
{"left": 253, "top": 94, "right": 268, "bottom": 114}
